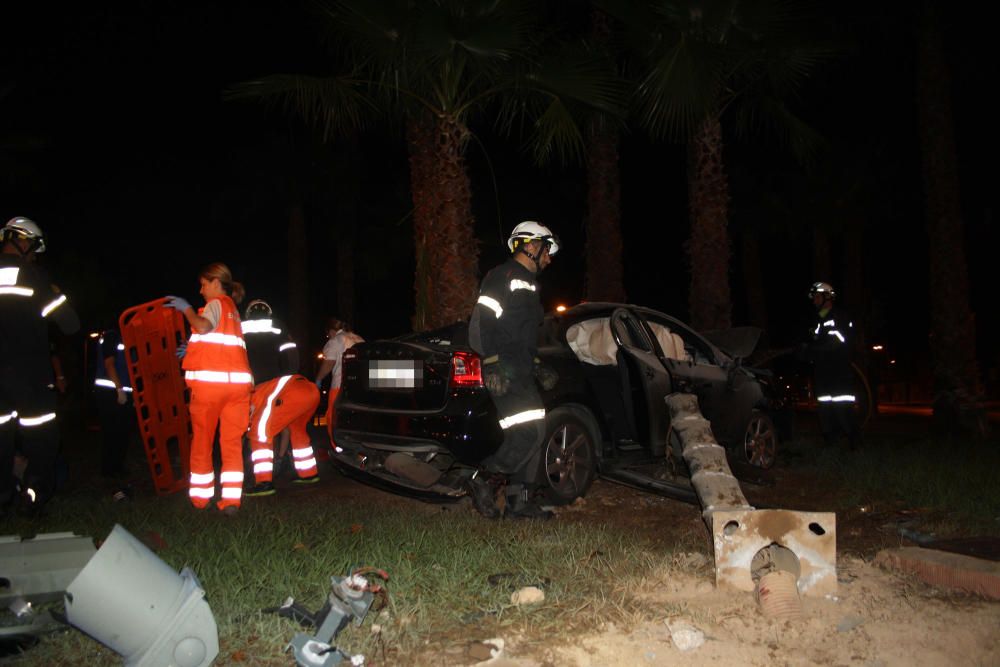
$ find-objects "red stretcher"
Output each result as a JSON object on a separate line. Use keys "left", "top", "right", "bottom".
{"left": 119, "top": 298, "right": 191, "bottom": 495}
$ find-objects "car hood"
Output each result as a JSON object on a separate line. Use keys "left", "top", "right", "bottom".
{"left": 700, "top": 326, "right": 763, "bottom": 361}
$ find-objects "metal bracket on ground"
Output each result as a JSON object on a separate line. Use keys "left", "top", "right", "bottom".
{"left": 712, "top": 509, "right": 837, "bottom": 597}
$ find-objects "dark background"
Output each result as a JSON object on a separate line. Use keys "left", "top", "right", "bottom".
{"left": 1, "top": 1, "right": 994, "bottom": 389}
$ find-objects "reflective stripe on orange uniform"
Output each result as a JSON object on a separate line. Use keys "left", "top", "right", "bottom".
{"left": 248, "top": 374, "right": 320, "bottom": 483}
{"left": 183, "top": 295, "right": 251, "bottom": 509}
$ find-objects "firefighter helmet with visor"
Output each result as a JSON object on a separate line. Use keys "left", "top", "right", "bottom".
{"left": 808, "top": 281, "right": 836, "bottom": 299}
{"left": 2, "top": 216, "right": 46, "bottom": 253}
{"left": 244, "top": 299, "right": 273, "bottom": 320}
{"left": 507, "top": 221, "right": 559, "bottom": 256}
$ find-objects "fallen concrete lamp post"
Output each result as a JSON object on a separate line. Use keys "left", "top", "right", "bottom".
{"left": 64, "top": 523, "right": 219, "bottom": 666}
{"left": 1, "top": 531, "right": 97, "bottom": 640}
{"left": 2, "top": 524, "right": 217, "bottom": 665}
{"left": 666, "top": 394, "right": 837, "bottom": 614}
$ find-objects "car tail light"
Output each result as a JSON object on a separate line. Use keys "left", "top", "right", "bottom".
{"left": 451, "top": 351, "right": 482, "bottom": 387}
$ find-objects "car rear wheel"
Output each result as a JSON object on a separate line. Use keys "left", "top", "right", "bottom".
{"left": 540, "top": 407, "right": 598, "bottom": 505}
{"left": 743, "top": 410, "right": 777, "bottom": 469}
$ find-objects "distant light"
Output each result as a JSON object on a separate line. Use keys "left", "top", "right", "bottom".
{"left": 890, "top": 359, "right": 896, "bottom": 365}
{"left": 872, "top": 344, "right": 883, "bottom": 351}
{"left": 555, "top": 304, "right": 567, "bottom": 313}
{"left": 89, "top": 331, "right": 100, "bottom": 338}
{"left": 316, "top": 353, "right": 324, "bottom": 359}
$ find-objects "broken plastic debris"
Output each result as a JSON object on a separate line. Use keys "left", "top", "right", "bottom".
{"left": 666, "top": 619, "right": 705, "bottom": 651}
{"left": 510, "top": 586, "right": 545, "bottom": 605}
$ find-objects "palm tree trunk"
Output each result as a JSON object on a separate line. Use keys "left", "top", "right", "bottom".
{"left": 915, "top": 0, "right": 982, "bottom": 419}
{"left": 585, "top": 119, "right": 625, "bottom": 303}
{"left": 686, "top": 114, "right": 732, "bottom": 331}
{"left": 287, "top": 199, "right": 309, "bottom": 362}
{"left": 406, "top": 114, "right": 479, "bottom": 331}
{"left": 584, "top": 5, "right": 625, "bottom": 304}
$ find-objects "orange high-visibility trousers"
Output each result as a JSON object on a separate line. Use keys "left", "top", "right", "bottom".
{"left": 187, "top": 382, "right": 250, "bottom": 510}
{"left": 249, "top": 375, "right": 320, "bottom": 483}
{"left": 324, "top": 387, "right": 341, "bottom": 447}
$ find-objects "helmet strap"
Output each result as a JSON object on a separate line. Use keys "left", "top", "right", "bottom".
{"left": 518, "top": 241, "right": 545, "bottom": 272}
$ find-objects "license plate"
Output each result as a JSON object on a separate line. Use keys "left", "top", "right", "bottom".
{"left": 368, "top": 360, "right": 423, "bottom": 389}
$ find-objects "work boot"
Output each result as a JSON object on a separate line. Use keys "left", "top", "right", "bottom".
{"left": 466, "top": 474, "right": 500, "bottom": 519}
{"left": 504, "top": 487, "right": 553, "bottom": 521}
{"left": 245, "top": 481, "right": 276, "bottom": 497}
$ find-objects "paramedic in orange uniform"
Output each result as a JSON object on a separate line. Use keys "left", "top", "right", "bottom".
{"left": 165, "top": 262, "right": 252, "bottom": 515}
{"left": 241, "top": 299, "right": 320, "bottom": 496}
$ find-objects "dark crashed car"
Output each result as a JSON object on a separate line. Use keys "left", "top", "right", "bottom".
{"left": 331, "top": 302, "right": 782, "bottom": 506}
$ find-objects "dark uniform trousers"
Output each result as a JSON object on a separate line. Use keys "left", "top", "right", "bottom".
{"left": 482, "top": 370, "right": 545, "bottom": 487}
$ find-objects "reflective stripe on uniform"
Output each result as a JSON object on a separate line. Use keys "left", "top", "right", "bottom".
{"left": 185, "top": 370, "right": 253, "bottom": 384}
{"left": 817, "top": 394, "right": 856, "bottom": 402}
{"left": 0, "top": 267, "right": 20, "bottom": 284}
{"left": 0, "top": 286, "right": 33, "bottom": 297}
{"left": 19, "top": 413, "right": 56, "bottom": 427}
{"left": 0, "top": 411, "right": 17, "bottom": 425}
{"left": 190, "top": 471, "right": 215, "bottom": 485}
{"left": 827, "top": 330, "right": 845, "bottom": 343}
{"left": 220, "top": 471, "right": 244, "bottom": 484}
{"left": 499, "top": 408, "right": 546, "bottom": 430}
{"left": 477, "top": 295, "right": 503, "bottom": 318}
{"left": 256, "top": 375, "right": 292, "bottom": 442}
{"left": 41, "top": 294, "right": 66, "bottom": 317}
{"left": 94, "top": 378, "right": 133, "bottom": 392}
{"left": 189, "top": 487, "right": 214, "bottom": 499}
{"left": 220, "top": 487, "right": 242, "bottom": 499}
{"left": 509, "top": 279, "right": 536, "bottom": 292}
{"left": 241, "top": 319, "right": 282, "bottom": 334}
{"left": 189, "top": 332, "right": 246, "bottom": 348}
{"left": 279, "top": 342, "right": 296, "bottom": 352}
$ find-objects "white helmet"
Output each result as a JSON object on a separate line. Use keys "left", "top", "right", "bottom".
{"left": 244, "top": 299, "right": 273, "bottom": 320}
{"left": 2, "top": 216, "right": 46, "bottom": 253}
{"left": 507, "top": 220, "right": 559, "bottom": 255}
{"left": 808, "top": 281, "right": 835, "bottom": 299}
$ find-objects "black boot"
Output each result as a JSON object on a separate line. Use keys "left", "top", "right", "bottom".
{"left": 466, "top": 473, "right": 500, "bottom": 519}
{"left": 504, "top": 486, "right": 553, "bottom": 521}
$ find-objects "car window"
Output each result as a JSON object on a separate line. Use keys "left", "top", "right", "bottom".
{"left": 612, "top": 310, "right": 653, "bottom": 353}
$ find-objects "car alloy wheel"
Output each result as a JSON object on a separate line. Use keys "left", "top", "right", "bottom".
{"left": 541, "top": 407, "right": 598, "bottom": 505}
{"left": 743, "top": 410, "right": 777, "bottom": 469}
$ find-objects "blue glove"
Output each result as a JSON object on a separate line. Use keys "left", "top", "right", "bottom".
{"left": 176, "top": 343, "right": 187, "bottom": 359}
{"left": 165, "top": 296, "right": 191, "bottom": 312}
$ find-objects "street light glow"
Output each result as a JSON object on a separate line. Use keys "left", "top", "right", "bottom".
{"left": 872, "top": 344, "right": 884, "bottom": 351}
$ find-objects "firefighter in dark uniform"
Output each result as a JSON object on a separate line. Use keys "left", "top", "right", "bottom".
{"left": 804, "top": 281, "right": 862, "bottom": 450}
{"left": 467, "top": 221, "right": 559, "bottom": 520}
{"left": 241, "top": 299, "right": 320, "bottom": 495}
{"left": 1, "top": 217, "right": 80, "bottom": 515}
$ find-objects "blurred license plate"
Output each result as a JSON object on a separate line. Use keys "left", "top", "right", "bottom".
{"left": 368, "top": 360, "right": 423, "bottom": 389}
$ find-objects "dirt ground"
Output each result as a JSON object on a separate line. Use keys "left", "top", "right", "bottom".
{"left": 309, "top": 455, "right": 999, "bottom": 667}
{"left": 462, "top": 478, "right": 1000, "bottom": 667}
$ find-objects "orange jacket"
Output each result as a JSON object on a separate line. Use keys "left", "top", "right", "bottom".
{"left": 182, "top": 295, "right": 252, "bottom": 386}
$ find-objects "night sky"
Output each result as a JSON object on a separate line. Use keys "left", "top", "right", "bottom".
{"left": 2, "top": 2, "right": 994, "bottom": 385}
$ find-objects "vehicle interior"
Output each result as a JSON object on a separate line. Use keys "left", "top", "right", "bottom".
{"left": 565, "top": 315, "right": 693, "bottom": 456}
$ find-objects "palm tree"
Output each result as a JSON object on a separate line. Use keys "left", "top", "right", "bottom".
{"left": 229, "top": 0, "right": 622, "bottom": 331}
{"left": 599, "top": 0, "right": 830, "bottom": 331}
{"left": 914, "top": 0, "right": 983, "bottom": 431}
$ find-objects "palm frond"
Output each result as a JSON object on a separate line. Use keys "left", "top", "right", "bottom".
{"left": 223, "top": 74, "right": 377, "bottom": 142}
{"left": 528, "top": 97, "right": 586, "bottom": 166}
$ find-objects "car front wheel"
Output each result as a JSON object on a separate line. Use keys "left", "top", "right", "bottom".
{"left": 540, "top": 407, "right": 598, "bottom": 505}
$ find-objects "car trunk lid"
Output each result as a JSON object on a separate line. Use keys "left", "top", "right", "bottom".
{"left": 339, "top": 340, "right": 456, "bottom": 411}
